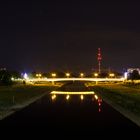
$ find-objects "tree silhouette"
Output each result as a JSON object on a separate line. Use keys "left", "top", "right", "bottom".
{"left": 129, "top": 70, "right": 140, "bottom": 81}
{"left": 0, "top": 70, "right": 12, "bottom": 85}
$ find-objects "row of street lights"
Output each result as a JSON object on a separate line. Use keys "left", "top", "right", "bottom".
{"left": 35, "top": 72, "right": 115, "bottom": 78}
{"left": 51, "top": 73, "right": 71, "bottom": 78}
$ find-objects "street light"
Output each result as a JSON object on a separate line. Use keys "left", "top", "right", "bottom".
{"left": 80, "top": 73, "right": 84, "bottom": 78}
{"left": 24, "top": 73, "right": 28, "bottom": 79}
{"left": 94, "top": 73, "right": 99, "bottom": 77}
{"left": 36, "top": 73, "right": 42, "bottom": 78}
{"left": 66, "top": 73, "right": 70, "bottom": 78}
{"left": 52, "top": 73, "right": 56, "bottom": 78}
{"left": 109, "top": 73, "right": 115, "bottom": 77}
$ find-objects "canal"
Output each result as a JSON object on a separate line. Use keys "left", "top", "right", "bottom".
{"left": 0, "top": 82, "right": 139, "bottom": 133}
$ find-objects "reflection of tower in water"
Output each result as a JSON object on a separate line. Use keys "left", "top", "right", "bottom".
{"left": 98, "top": 98, "right": 102, "bottom": 113}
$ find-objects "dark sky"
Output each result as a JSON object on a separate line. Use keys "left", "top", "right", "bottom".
{"left": 0, "top": 0, "right": 140, "bottom": 72}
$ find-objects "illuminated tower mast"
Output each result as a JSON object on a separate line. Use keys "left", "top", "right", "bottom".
{"left": 97, "top": 48, "right": 102, "bottom": 73}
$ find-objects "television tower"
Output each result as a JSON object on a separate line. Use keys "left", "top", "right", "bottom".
{"left": 97, "top": 48, "right": 102, "bottom": 73}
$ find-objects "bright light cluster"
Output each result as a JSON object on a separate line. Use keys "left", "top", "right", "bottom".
{"left": 24, "top": 73, "right": 28, "bottom": 79}
{"left": 36, "top": 74, "right": 42, "bottom": 77}
{"left": 50, "top": 93, "right": 101, "bottom": 102}
{"left": 66, "top": 73, "right": 70, "bottom": 77}
{"left": 52, "top": 73, "right": 56, "bottom": 77}
{"left": 109, "top": 73, "right": 115, "bottom": 77}
{"left": 51, "top": 91, "right": 95, "bottom": 95}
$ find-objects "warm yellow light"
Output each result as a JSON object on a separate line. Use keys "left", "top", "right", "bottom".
{"left": 36, "top": 74, "right": 42, "bottom": 77}
{"left": 66, "top": 95, "right": 70, "bottom": 100}
{"left": 66, "top": 73, "right": 70, "bottom": 77}
{"left": 109, "top": 73, "right": 115, "bottom": 77}
{"left": 80, "top": 95, "right": 84, "bottom": 100}
{"left": 51, "top": 94, "right": 56, "bottom": 100}
{"left": 11, "top": 77, "right": 14, "bottom": 81}
{"left": 94, "top": 73, "right": 98, "bottom": 77}
{"left": 52, "top": 73, "right": 56, "bottom": 77}
{"left": 51, "top": 91, "right": 95, "bottom": 95}
{"left": 94, "top": 95, "right": 98, "bottom": 100}
{"left": 80, "top": 73, "right": 84, "bottom": 77}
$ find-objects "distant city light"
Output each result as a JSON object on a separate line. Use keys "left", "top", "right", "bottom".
{"left": 109, "top": 73, "right": 115, "bottom": 77}
{"left": 66, "top": 73, "right": 70, "bottom": 78}
{"left": 124, "top": 72, "right": 128, "bottom": 79}
{"left": 36, "top": 73, "right": 42, "bottom": 78}
{"left": 80, "top": 73, "right": 84, "bottom": 77}
{"left": 52, "top": 73, "right": 56, "bottom": 77}
{"left": 23, "top": 73, "right": 28, "bottom": 79}
{"left": 11, "top": 77, "right": 14, "bottom": 81}
{"left": 94, "top": 73, "right": 99, "bottom": 77}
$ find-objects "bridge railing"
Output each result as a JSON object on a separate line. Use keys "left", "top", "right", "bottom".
{"left": 26, "top": 77, "right": 125, "bottom": 82}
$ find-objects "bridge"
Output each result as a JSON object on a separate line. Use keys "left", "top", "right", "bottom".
{"left": 26, "top": 77, "right": 125, "bottom": 83}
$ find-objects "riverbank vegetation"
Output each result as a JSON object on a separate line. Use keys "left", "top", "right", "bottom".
{"left": 0, "top": 84, "right": 59, "bottom": 120}
{"left": 87, "top": 83, "right": 140, "bottom": 126}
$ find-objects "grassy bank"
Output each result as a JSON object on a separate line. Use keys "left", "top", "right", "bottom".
{"left": 89, "top": 84, "right": 140, "bottom": 126}
{"left": 0, "top": 84, "right": 58, "bottom": 120}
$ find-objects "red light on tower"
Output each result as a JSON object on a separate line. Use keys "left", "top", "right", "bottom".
{"left": 97, "top": 48, "right": 102, "bottom": 73}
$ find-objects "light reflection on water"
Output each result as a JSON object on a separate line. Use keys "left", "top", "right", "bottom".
{"left": 50, "top": 91, "right": 102, "bottom": 113}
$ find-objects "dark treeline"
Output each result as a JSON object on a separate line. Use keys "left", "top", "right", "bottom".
{"left": 0, "top": 69, "right": 21, "bottom": 85}
{"left": 127, "top": 70, "right": 140, "bottom": 80}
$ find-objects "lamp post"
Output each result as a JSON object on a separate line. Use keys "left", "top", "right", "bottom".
{"left": 94, "top": 73, "right": 99, "bottom": 78}
{"left": 66, "top": 73, "right": 70, "bottom": 78}
{"left": 80, "top": 73, "right": 84, "bottom": 78}
{"left": 109, "top": 73, "right": 115, "bottom": 78}
{"left": 52, "top": 73, "right": 56, "bottom": 78}
{"left": 36, "top": 73, "right": 42, "bottom": 78}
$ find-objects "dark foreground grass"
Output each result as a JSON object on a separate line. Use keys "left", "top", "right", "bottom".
{"left": 0, "top": 84, "right": 57, "bottom": 119}
{"left": 89, "top": 84, "right": 140, "bottom": 126}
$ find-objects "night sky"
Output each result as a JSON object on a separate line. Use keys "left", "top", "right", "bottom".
{"left": 0, "top": 0, "right": 140, "bottom": 73}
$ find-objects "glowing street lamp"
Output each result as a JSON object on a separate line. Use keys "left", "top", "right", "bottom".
{"left": 66, "top": 73, "right": 70, "bottom": 78}
{"left": 94, "top": 73, "right": 99, "bottom": 77}
{"left": 80, "top": 73, "right": 84, "bottom": 78}
{"left": 52, "top": 73, "right": 56, "bottom": 78}
{"left": 24, "top": 73, "right": 28, "bottom": 79}
{"left": 109, "top": 73, "right": 115, "bottom": 78}
{"left": 36, "top": 73, "right": 42, "bottom": 78}
{"left": 11, "top": 77, "right": 14, "bottom": 81}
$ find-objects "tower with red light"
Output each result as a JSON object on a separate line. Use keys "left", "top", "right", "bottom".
{"left": 97, "top": 48, "right": 102, "bottom": 73}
